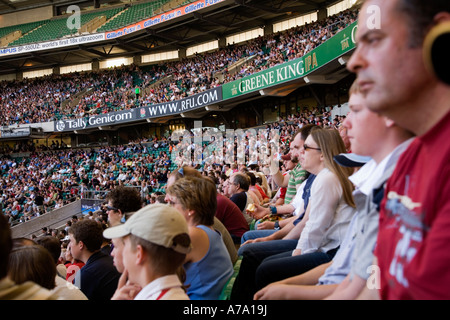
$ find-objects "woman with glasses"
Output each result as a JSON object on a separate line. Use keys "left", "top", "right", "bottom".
{"left": 166, "top": 176, "right": 233, "bottom": 300}
{"left": 231, "top": 127, "right": 356, "bottom": 300}
{"left": 254, "top": 127, "right": 356, "bottom": 291}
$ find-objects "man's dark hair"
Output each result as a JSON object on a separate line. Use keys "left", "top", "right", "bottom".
{"left": 295, "top": 124, "right": 320, "bottom": 142}
{"left": 69, "top": 220, "right": 103, "bottom": 253}
{"left": 232, "top": 172, "right": 250, "bottom": 191}
{"left": 36, "top": 236, "right": 61, "bottom": 265}
{"left": 246, "top": 172, "right": 257, "bottom": 186}
{"left": 396, "top": 0, "right": 450, "bottom": 47}
{"left": 106, "top": 186, "right": 143, "bottom": 214}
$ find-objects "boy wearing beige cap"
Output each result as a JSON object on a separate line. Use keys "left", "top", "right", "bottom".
{"left": 103, "top": 203, "right": 191, "bottom": 300}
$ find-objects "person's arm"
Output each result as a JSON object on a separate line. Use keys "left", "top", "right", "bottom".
{"left": 296, "top": 172, "right": 341, "bottom": 254}
{"left": 254, "top": 262, "right": 333, "bottom": 300}
{"left": 249, "top": 203, "right": 294, "bottom": 220}
{"left": 254, "top": 282, "right": 338, "bottom": 300}
{"left": 241, "top": 219, "right": 296, "bottom": 245}
{"left": 111, "top": 270, "right": 142, "bottom": 300}
{"left": 283, "top": 203, "right": 310, "bottom": 241}
{"left": 325, "top": 274, "right": 368, "bottom": 300}
{"left": 185, "top": 226, "right": 209, "bottom": 263}
{"left": 357, "top": 283, "right": 381, "bottom": 300}
{"left": 271, "top": 170, "right": 290, "bottom": 189}
{"left": 256, "top": 215, "right": 297, "bottom": 230}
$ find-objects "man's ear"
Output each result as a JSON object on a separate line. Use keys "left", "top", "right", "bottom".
{"left": 77, "top": 240, "right": 85, "bottom": 251}
{"left": 135, "top": 245, "right": 146, "bottom": 265}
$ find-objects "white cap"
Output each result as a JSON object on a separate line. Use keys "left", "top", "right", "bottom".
{"left": 103, "top": 203, "right": 191, "bottom": 254}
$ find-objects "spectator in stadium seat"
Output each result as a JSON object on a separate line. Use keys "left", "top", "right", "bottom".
{"left": 104, "top": 203, "right": 191, "bottom": 300}
{"left": 168, "top": 166, "right": 245, "bottom": 251}
{"left": 267, "top": 154, "right": 296, "bottom": 207}
{"left": 64, "top": 246, "right": 84, "bottom": 284}
{"left": 247, "top": 171, "right": 269, "bottom": 205}
{"left": 347, "top": 0, "right": 450, "bottom": 300}
{"left": 1, "top": 214, "right": 60, "bottom": 299}
{"left": 227, "top": 172, "right": 254, "bottom": 225}
{"left": 35, "top": 236, "right": 67, "bottom": 280}
{"left": 268, "top": 125, "right": 316, "bottom": 206}
{"left": 104, "top": 185, "right": 143, "bottom": 227}
{"left": 12, "top": 237, "right": 88, "bottom": 300}
{"left": 8, "top": 245, "right": 57, "bottom": 291}
{"left": 254, "top": 81, "right": 414, "bottom": 300}
{"left": 69, "top": 219, "right": 121, "bottom": 301}
{"left": 231, "top": 128, "right": 356, "bottom": 300}
{"left": 166, "top": 176, "right": 233, "bottom": 300}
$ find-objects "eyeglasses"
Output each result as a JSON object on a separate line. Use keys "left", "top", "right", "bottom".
{"left": 106, "top": 205, "right": 118, "bottom": 211}
{"left": 303, "top": 144, "right": 321, "bottom": 152}
{"left": 167, "top": 199, "right": 179, "bottom": 206}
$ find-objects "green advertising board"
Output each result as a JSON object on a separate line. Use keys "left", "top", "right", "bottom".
{"left": 222, "top": 20, "right": 358, "bottom": 100}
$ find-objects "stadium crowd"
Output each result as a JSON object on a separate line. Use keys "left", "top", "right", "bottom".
{"left": 0, "top": 8, "right": 358, "bottom": 126}
{"left": 0, "top": 108, "right": 345, "bottom": 226}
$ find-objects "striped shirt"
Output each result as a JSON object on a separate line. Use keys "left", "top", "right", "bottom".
{"left": 284, "top": 164, "right": 307, "bottom": 205}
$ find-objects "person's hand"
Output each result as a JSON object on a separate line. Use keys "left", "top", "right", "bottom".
{"left": 254, "top": 283, "right": 289, "bottom": 300}
{"left": 292, "top": 249, "right": 302, "bottom": 256}
{"left": 111, "top": 270, "right": 142, "bottom": 300}
{"left": 247, "top": 204, "right": 270, "bottom": 220}
{"left": 241, "top": 236, "right": 270, "bottom": 246}
{"left": 268, "top": 156, "right": 280, "bottom": 175}
{"left": 256, "top": 221, "right": 275, "bottom": 230}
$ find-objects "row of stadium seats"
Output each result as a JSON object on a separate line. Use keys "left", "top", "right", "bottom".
{"left": 97, "top": 0, "right": 172, "bottom": 32}
{"left": 0, "top": 0, "right": 177, "bottom": 47}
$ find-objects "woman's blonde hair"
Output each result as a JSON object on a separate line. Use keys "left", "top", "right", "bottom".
{"left": 309, "top": 127, "right": 356, "bottom": 208}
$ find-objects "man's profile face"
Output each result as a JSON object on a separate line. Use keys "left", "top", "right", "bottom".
{"left": 347, "top": 0, "right": 432, "bottom": 123}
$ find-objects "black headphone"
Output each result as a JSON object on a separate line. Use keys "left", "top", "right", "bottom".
{"left": 423, "top": 21, "right": 450, "bottom": 85}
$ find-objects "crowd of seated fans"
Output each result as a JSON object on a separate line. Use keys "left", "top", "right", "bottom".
{"left": 0, "top": 137, "right": 173, "bottom": 225}
{"left": 0, "top": 107, "right": 345, "bottom": 228}
{"left": 0, "top": 99, "right": 352, "bottom": 301}
{"left": 0, "top": 8, "right": 357, "bottom": 127}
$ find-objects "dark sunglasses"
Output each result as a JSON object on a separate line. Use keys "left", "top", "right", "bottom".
{"left": 303, "top": 144, "right": 321, "bottom": 152}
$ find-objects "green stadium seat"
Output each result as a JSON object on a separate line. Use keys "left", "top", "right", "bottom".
{"left": 219, "top": 256, "right": 243, "bottom": 300}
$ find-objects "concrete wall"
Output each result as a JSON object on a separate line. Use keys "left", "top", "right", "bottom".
{"left": 0, "top": 6, "right": 53, "bottom": 28}
{"left": 11, "top": 200, "right": 82, "bottom": 239}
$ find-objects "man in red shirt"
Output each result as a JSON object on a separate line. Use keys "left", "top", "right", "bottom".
{"left": 348, "top": 0, "right": 450, "bottom": 299}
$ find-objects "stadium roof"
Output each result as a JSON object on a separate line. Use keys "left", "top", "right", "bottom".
{"left": 0, "top": 0, "right": 342, "bottom": 75}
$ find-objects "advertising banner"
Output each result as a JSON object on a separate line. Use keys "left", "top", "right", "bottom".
{"left": 0, "top": 33, "right": 106, "bottom": 57}
{"left": 54, "top": 87, "right": 222, "bottom": 132}
{"left": 105, "top": 0, "right": 226, "bottom": 40}
{"left": 221, "top": 21, "right": 358, "bottom": 100}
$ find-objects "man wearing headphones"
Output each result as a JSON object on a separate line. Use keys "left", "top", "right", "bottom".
{"left": 348, "top": 0, "right": 450, "bottom": 299}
